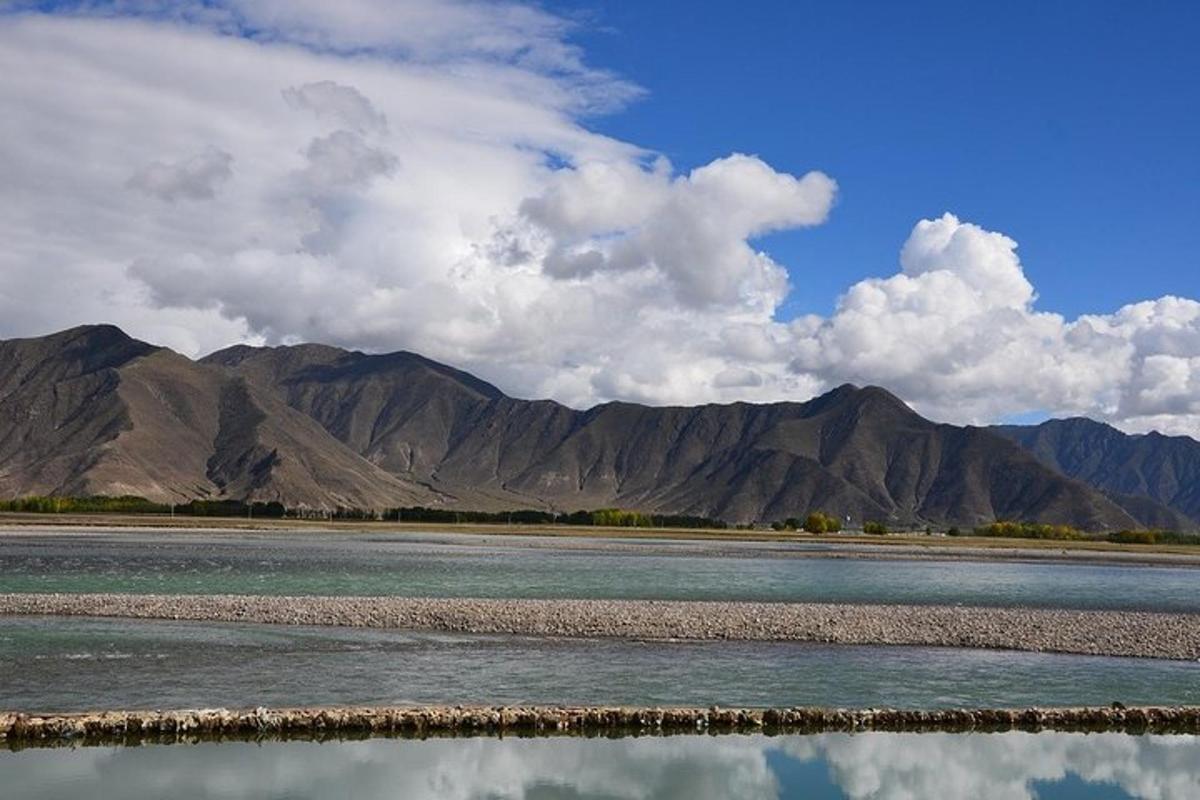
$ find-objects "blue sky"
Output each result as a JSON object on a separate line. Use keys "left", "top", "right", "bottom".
{"left": 558, "top": 0, "right": 1200, "bottom": 319}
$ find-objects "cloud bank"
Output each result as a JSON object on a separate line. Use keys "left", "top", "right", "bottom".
{"left": 0, "top": 1, "right": 1197, "bottom": 436}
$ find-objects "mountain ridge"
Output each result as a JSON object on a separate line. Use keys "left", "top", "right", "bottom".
{"left": 993, "top": 417, "right": 1200, "bottom": 527}
{"left": 0, "top": 324, "right": 1194, "bottom": 530}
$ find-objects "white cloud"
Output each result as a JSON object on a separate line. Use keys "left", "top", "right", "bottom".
{"left": 282, "top": 80, "right": 388, "bottom": 133}
{"left": 520, "top": 154, "right": 835, "bottom": 309}
{"left": 0, "top": 1, "right": 1197, "bottom": 437}
{"left": 793, "top": 213, "right": 1200, "bottom": 435}
{"left": 127, "top": 145, "right": 234, "bottom": 202}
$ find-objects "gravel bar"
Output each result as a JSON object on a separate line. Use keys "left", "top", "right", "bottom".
{"left": 6, "top": 705, "right": 1200, "bottom": 747}
{"left": 3, "top": 593, "right": 1199, "bottom": 660}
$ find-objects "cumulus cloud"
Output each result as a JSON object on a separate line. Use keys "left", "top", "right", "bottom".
{"left": 282, "top": 80, "right": 388, "bottom": 133}
{"left": 519, "top": 154, "right": 835, "bottom": 309}
{"left": 126, "top": 146, "right": 233, "bottom": 201}
{"left": 0, "top": 0, "right": 1197, "bottom": 437}
{"left": 792, "top": 213, "right": 1200, "bottom": 434}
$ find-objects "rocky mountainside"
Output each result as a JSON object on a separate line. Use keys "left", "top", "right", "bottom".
{"left": 0, "top": 324, "right": 1191, "bottom": 529}
{"left": 994, "top": 418, "right": 1200, "bottom": 527}
{"left": 0, "top": 326, "right": 432, "bottom": 510}
{"left": 203, "top": 337, "right": 1152, "bottom": 530}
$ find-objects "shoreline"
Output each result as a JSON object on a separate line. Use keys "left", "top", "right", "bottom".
{"left": 4, "top": 705, "right": 1200, "bottom": 747}
{"left": 4, "top": 593, "right": 1198, "bottom": 660}
{"left": 4, "top": 519, "right": 1200, "bottom": 568}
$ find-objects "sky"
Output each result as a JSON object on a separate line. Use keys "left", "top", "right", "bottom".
{"left": 561, "top": 0, "right": 1200, "bottom": 320}
{"left": 1, "top": 0, "right": 1198, "bottom": 436}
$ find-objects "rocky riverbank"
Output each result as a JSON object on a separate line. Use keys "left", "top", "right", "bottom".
{"left": 2, "top": 593, "right": 1198, "bottom": 660}
{"left": 4, "top": 705, "right": 1200, "bottom": 747}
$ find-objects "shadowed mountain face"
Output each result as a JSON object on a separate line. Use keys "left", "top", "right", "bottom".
{"left": 0, "top": 325, "right": 1188, "bottom": 529}
{"left": 994, "top": 418, "right": 1200, "bottom": 527}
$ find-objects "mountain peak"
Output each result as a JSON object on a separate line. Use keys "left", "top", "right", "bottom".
{"left": 17, "top": 323, "right": 137, "bottom": 348}
{"left": 994, "top": 415, "right": 1200, "bottom": 526}
{"left": 203, "top": 342, "right": 348, "bottom": 369}
{"left": 806, "top": 383, "right": 915, "bottom": 418}
{"left": 204, "top": 340, "right": 507, "bottom": 403}
{"left": 0, "top": 323, "right": 160, "bottom": 374}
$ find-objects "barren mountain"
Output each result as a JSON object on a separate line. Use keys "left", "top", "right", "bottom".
{"left": 995, "top": 418, "right": 1200, "bottom": 527}
{"left": 0, "top": 325, "right": 1186, "bottom": 529}
{"left": 0, "top": 326, "right": 432, "bottom": 509}
{"left": 203, "top": 339, "right": 1154, "bottom": 529}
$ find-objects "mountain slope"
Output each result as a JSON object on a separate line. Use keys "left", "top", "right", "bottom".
{"left": 0, "top": 326, "right": 433, "bottom": 509}
{"left": 994, "top": 418, "right": 1200, "bottom": 527}
{"left": 0, "top": 325, "right": 1174, "bottom": 528}
{"left": 205, "top": 342, "right": 1144, "bottom": 529}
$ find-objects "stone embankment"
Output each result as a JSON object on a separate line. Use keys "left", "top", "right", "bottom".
{"left": 2, "top": 593, "right": 1199, "bottom": 660}
{"left": 4, "top": 705, "right": 1200, "bottom": 747}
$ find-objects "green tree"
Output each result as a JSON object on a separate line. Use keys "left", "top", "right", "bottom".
{"left": 803, "top": 511, "right": 841, "bottom": 533}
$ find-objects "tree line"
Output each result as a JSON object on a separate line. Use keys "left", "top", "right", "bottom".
{"left": 0, "top": 496, "right": 726, "bottom": 529}
{"left": 0, "top": 495, "right": 286, "bottom": 517}
{"left": 966, "top": 521, "right": 1199, "bottom": 546}
{"left": 379, "top": 506, "right": 727, "bottom": 529}
{"left": 2, "top": 495, "right": 1195, "bottom": 543}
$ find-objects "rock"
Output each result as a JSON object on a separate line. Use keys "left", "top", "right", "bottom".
{"left": 0, "top": 593, "right": 1196, "bottom": 660}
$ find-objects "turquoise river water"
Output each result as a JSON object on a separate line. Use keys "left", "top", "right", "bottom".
{"left": 2, "top": 528, "right": 1198, "bottom": 728}
{"left": 1, "top": 529, "right": 1198, "bottom": 611}
{"left": 4, "top": 528, "right": 1199, "bottom": 798}
{"left": 2, "top": 616, "right": 1198, "bottom": 712}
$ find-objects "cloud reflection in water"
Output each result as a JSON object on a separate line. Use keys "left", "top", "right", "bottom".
{"left": 3, "top": 732, "right": 1197, "bottom": 799}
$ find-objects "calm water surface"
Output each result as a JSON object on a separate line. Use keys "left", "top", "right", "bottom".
{"left": 1, "top": 530, "right": 1197, "bottom": 611}
{"left": 2, "top": 616, "right": 1197, "bottom": 712}
{"left": 4, "top": 731, "right": 1198, "bottom": 799}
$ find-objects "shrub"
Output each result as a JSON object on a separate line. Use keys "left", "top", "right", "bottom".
{"left": 1103, "top": 529, "right": 1199, "bottom": 546}
{"left": 974, "top": 521, "right": 1086, "bottom": 541}
{"left": 863, "top": 521, "right": 889, "bottom": 535}
{"left": 1108, "top": 530, "right": 1155, "bottom": 545}
{"left": 803, "top": 511, "right": 842, "bottom": 534}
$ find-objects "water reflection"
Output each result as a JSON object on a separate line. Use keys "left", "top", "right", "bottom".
{"left": 3, "top": 732, "right": 1197, "bottom": 799}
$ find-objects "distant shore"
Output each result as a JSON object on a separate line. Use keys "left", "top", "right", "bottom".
{"left": 3, "top": 515, "right": 1200, "bottom": 567}
{"left": 5, "top": 705, "right": 1200, "bottom": 747}
{"left": 3, "top": 593, "right": 1198, "bottom": 660}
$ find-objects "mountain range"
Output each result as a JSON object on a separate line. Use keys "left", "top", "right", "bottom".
{"left": 1, "top": 324, "right": 1196, "bottom": 531}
